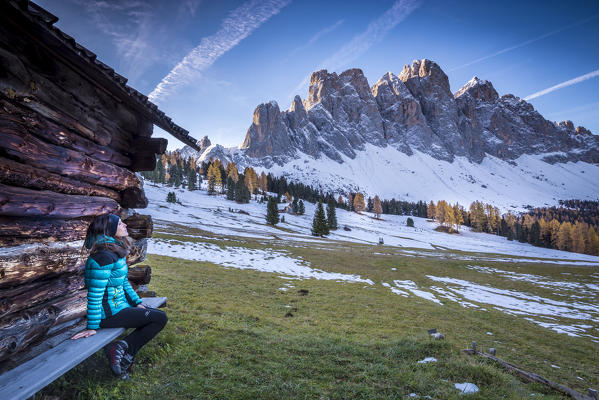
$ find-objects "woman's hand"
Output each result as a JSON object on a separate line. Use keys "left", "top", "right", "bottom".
{"left": 71, "top": 329, "right": 96, "bottom": 340}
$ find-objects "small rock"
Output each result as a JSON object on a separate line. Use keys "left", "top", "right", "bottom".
{"left": 430, "top": 332, "right": 445, "bottom": 340}
{"left": 391, "top": 268, "right": 397, "bottom": 271}
{"left": 577, "top": 376, "right": 584, "bottom": 381}
{"left": 454, "top": 383, "right": 479, "bottom": 394}
{"left": 417, "top": 357, "right": 437, "bottom": 364}
{"left": 284, "top": 312, "right": 293, "bottom": 317}
{"left": 409, "top": 394, "right": 419, "bottom": 398}
{"left": 486, "top": 332, "right": 493, "bottom": 335}
{"left": 551, "top": 364, "right": 560, "bottom": 369}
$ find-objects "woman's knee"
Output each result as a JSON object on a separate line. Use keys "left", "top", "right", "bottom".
{"left": 151, "top": 309, "right": 168, "bottom": 327}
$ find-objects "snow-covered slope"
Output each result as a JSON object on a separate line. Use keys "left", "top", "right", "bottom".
{"left": 262, "top": 146, "right": 598, "bottom": 212}
{"left": 139, "top": 181, "right": 599, "bottom": 264}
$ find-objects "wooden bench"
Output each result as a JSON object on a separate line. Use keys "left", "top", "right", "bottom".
{"left": 0, "top": 296, "right": 167, "bottom": 400}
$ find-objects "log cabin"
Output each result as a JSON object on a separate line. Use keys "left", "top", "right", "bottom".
{"left": 0, "top": 0, "right": 198, "bottom": 371}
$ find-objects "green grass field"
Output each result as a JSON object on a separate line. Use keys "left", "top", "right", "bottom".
{"left": 40, "top": 228, "right": 598, "bottom": 399}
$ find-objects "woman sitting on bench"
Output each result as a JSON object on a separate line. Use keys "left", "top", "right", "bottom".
{"left": 71, "top": 214, "right": 168, "bottom": 379}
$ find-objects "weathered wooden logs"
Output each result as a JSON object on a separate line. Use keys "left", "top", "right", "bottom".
{"left": 0, "top": 273, "right": 84, "bottom": 319}
{"left": 0, "top": 216, "right": 91, "bottom": 246}
{"left": 0, "top": 184, "right": 119, "bottom": 218}
{"left": 126, "top": 238, "right": 147, "bottom": 266}
{"left": 0, "top": 120, "right": 141, "bottom": 191}
{"left": 128, "top": 265, "right": 151, "bottom": 285}
{"left": 120, "top": 186, "right": 148, "bottom": 208}
{"left": 0, "top": 157, "right": 121, "bottom": 201}
{"left": 131, "top": 137, "right": 167, "bottom": 155}
{"left": 131, "top": 151, "right": 157, "bottom": 172}
{"left": 0, "top": 290, "right": 86, "bottom": 362}
{"left": 0, "top": 241, "right": 84, "bottom": 288}
{"left": 0, "top": 98, "right": 132, "bottom": 167}
{"left": 123, "top": 214, "right": 153, "bottom": 240}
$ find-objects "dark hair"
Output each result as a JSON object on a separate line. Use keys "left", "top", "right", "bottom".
{"left": 82, "top": 214, "right": 131, "bottom": 258}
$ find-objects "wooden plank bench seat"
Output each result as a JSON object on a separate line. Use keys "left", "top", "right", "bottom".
{"left": 0, "top": 296, "right": 167, "bottom": 400}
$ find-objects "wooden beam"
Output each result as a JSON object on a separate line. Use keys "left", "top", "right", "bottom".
{"left": 0, "top": 184, "right": 119, "bottom": 219}
{"left": 0, "top": 241, "right": 83, "bottom": 288}
{"left": 0, "top": 273, "right": 84, "bottom": 319}
{"left": 123, "top": 214, "right": 153, "bottom": 240}
{"left": 128, "top": 265, "right": 151, "bottom": 285}
{"left": 120, "top": 187, "right": 148, "bottom": 208}
{"left": 0, "top": 156, "right": 120, "bottom": 201}
{"left": 0, "top": 216, "right": 91, "bottom": 245}
{"left": 0, "top": 119, "right": 141, "bottom": 191}
{"left": 0, "top": 98, "right": 132, "bottom": 166}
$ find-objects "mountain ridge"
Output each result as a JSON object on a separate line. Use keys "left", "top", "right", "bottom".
{"left": 176, "top": 59, "right": 599, "bottom": 211}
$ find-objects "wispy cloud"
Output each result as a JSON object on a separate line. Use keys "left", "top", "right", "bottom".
{"left": 73, "top": 0, "right": 160, "bottom": 82}
{"left": 285, "top": 19, "right": 345, "bottom": 59}
{"left": 288, "top": 0, "right": 421, "bottom": 100}
{"left": 449, "top": 14, "right": 599, "bottom": 72}
{"left": 149, "top": 0, "right": 291, "bottom": 102}
{"left": 524, "top": 69, "right": 599, "bottom": 101}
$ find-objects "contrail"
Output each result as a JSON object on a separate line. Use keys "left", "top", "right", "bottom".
{"left": 149, "top": 0, "right": 291, "bottom": 102}
{"left": 524, "top": 69, "right": 599, "bottom": 101}
{"left": 450, "top": 14, "right": 599, "bottom": 72}
{"left": 288, "top": 0, "right": 421, "bottom": 100}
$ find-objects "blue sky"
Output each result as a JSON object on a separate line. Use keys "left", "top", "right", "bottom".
{"left": 38, "top": 0, "right": 599, "bottom": 150}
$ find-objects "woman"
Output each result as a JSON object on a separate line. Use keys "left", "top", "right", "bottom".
{"left": 71, "top": 214, "right": 167, "bottom": 379}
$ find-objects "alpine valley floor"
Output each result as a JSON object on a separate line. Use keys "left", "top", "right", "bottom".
{"left": 41, "top": 182, "right": 599, "bottom": 399}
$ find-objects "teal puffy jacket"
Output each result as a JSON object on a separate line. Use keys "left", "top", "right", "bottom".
{"left": 84, "top": 235, "right": 142, "bottom": 330}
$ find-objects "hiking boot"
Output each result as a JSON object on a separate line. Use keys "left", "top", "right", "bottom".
{"left": 121, "top": 352, "right": 135, "bottom": 375}
{"left": 104, "top": 340, "right": 128, "bottom": 376}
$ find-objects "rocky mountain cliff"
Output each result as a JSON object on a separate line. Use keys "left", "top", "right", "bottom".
{"left": 179, "top": 59, "right": 598, "bottom": 210}
{"left": 234, "top": 59, "right": 597, "bottom": 166}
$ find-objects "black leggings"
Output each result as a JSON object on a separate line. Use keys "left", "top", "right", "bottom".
{"left": 100, "top": 307, "right": 167, "bottom": 356}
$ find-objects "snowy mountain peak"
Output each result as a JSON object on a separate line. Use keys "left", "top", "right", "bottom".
{"left": 179, "top": 58, "right": 598, "bottom": 209}
{"left": 454, "top": 77, "right": 497, "bottom": 103}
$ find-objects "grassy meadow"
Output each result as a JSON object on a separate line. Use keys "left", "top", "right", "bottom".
{"left": 39, "top": 226, "right": 598, "bottom": 399}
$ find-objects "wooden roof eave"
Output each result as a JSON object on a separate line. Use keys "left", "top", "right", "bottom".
{"left": 2, "top": 0, "right": 202, "bottom": 152}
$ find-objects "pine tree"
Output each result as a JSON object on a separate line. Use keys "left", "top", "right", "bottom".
{"left": 588, "top": 226, "right": 599, "bottom": 255}
{"left": 292, "top": 197, "right": 299, "bottom": 214}
{"left": 188, "top": 169, "right": 197, "bottom": 191}
{"left": 367, "top": 197, "right": 374, "bottom": 212}
{"left": 266, "top": 197, "right": 279, "bottom": 225}
{"left": 311, "top": 201, "right": 329, "bottom": 237}
{"left": 166, "top": 191, "right": 177, "bottom": 203}
{"left": 427, "top": 201, "right": 436, "bottom": 220}
{"left": 557, "top": 222, "right": 573, "bottom": 251}
{"left": 226, "top": 162, "right": 239, "bottom": 183}
{"left": 259, "top": 171, "right": 268, "bottom": 192}
{"left": 530, "top": 221, "right": 541, "bottom": 246}
{"left": 353, "top": 192, "right": 365, "bottom": 213}
{"left": 406, "top": 217, "right": 414, "bottom": 227}
{"left": 373, "top": 195, "right": 383, "bottom": 219}
{"left": 453, "top": 204, "right": 464, "bottom": 231}
{"left": 298, "top": 199, "right": 305, "bottom": 215}
{"left": 326, "top": 199, "right": 338, "bottom": 230}
{"left": 207, "top": 163, "right": 222, "bottom": 194}
{"left": 226, "top": 177, "right": 235, "bottom": 200}
{"left": 571, "top": 222, "right": 587, "bottom": 253}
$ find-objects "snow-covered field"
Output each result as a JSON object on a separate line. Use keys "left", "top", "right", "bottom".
{"left": 139, "top": 182, "right": 599, "bottom": 341}
{"left": 261, "top": 146, "right": 599, "bottom": 213}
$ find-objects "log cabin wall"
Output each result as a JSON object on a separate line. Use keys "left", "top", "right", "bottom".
{"left": 0, "top": 1, "right": 190, "bottom": 371}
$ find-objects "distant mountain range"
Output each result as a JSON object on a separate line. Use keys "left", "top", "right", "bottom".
{"left": 177, "top": 59, "right": 599, "bottom": 211}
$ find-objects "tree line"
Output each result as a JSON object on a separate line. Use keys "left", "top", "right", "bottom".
{"left": 427, "top": 199, "right": 599, "bottom": 256}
